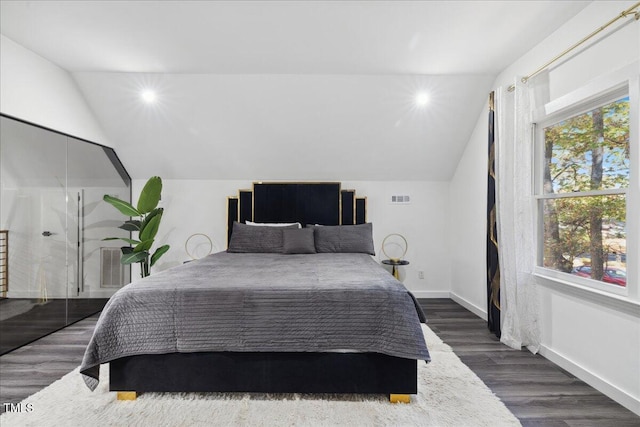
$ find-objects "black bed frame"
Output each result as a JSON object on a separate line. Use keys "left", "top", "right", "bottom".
{"left": 110, "top": 182, "right": 417, "bottom": 401}
{"left": 110, "top": 352, "right": 417, "bottom": 395}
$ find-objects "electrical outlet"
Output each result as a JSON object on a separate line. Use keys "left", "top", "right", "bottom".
{"left": 418, "top": 271, "right": 424, "bottom": 279}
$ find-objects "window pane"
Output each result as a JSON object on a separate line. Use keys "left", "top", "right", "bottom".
{"left": 542, "top": 195, "right": 626, "bottom": 287}
{"left": 543, "top": 98, "right": 629, "bottom": 194}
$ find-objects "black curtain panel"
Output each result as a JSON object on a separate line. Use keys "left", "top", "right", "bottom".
{"left": 487, "top": 92, "right": 501, "bottom": 338}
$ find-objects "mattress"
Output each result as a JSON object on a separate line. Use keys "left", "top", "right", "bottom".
{"left": 80, "top": 252, "right": 430, "bottom": 390}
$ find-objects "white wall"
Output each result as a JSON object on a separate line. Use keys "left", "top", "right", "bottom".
{"left": 0, "top": 35, "right": 111, "bottom": 147}
{"left": 132, "top": 179, "right": 451, "bottom": 297}
{"left": 450, "top": 0, "right": 640, "bottom": 414}
{"left": 346, "top": 180, "right": 451, "bottom": 297}
{"left": 448, "top": 101, "right": 490, "bottom": 318}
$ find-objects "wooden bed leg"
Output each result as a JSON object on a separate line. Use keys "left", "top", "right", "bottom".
{"left": 117, "top": 391, "right": 137, "bottom": 401}
{"left": 389, "top": 394, "right": 410, "bottom": 404}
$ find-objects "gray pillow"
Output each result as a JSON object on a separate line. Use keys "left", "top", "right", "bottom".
{"left": 228, "top": 222, "right": 298, "bottom": 253}
{"left": 313, "top": 223, "right": 375, "bottom": 255}
{"left": 282, "top": 228, "right": 316, "bottom": 254}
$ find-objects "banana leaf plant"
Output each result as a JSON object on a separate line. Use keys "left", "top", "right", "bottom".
{"left": 103, "top": 176, "right": 170, "bottom": 278}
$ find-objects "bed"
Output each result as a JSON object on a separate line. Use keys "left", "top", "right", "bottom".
{"left": 79, "top": 182, "right": 430, "bottom": 402}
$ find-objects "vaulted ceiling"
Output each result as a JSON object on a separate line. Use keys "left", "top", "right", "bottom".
{"left": 0, "top": 1, "right": 591, "bottom": 180}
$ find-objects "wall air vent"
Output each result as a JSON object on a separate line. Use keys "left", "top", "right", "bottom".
{"left": 390, "top": 195, "right": 411, "bottom": 205}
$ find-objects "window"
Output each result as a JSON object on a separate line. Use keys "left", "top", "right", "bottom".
{"left": 536, "top": 93, "right": 629, "bottom": 291}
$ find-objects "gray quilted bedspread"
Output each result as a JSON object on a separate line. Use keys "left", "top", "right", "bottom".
{"left": 80, "top": 252, "right": 430, "bottom": 390}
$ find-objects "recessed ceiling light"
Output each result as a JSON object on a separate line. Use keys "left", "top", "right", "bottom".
{"left": 141, "top": 90, "right": 156, "bottom": 103}
{"left": 416, "top": 92, "right": 429, "bottom": 107}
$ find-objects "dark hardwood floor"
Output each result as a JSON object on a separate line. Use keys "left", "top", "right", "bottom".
{"left": 0, "top": 298, "right": 108, "bottom": 354}
{"left": 0, "top": 314, "right": 99, "bottom": 412}
{"left": 419, "top": 299, "right": 639, "bottom": 427}
{"left": 1, "top": 298, "right": 638, "bottom": 425}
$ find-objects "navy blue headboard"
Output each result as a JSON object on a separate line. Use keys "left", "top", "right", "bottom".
{"left": 227, "top": 182, "right": 367, "bottom": 245}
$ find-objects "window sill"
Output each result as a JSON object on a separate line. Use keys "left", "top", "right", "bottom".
{"left": 534, "top": 268, "right": 639, "bottom": 316}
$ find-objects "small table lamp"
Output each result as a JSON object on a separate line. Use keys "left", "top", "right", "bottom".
{"left": 382, "top": 234, "right": 409, "bottom": 280}
{"left": 185, "top": 233, "right": 213, "bottom": 261}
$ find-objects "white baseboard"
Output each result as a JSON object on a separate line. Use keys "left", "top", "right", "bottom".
{"left": 411, "top": 290, "right": 451, "bottom": 299}
{"left": 539, "top": 345, "right": 640, "bottom": 416}
{"left": 449, "top": 292, "right": 488, "bottom": 321}
{"left": 412, "top": 291, "right": 488, "bottom": 321}
{"left": 6, "top": 291, "right": 65, "bottom": 299}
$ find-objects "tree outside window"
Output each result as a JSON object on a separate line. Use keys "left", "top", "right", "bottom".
{"left": 540, "top": 97, "right": 629, "bottom": 287}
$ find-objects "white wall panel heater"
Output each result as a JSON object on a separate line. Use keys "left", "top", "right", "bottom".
{"left": 100, "top": 247, "right": 125, "bottom": 288}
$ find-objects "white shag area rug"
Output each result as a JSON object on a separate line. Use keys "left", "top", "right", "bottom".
{"left": 1, "top": 325, "right": 521, "bottom": 427}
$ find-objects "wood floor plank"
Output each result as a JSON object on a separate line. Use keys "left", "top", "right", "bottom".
{"left": 0, "top": 298, "right": 107, "bottom": 355}
{"left": 0, "top": 314, "right": 98, "bottom": 412}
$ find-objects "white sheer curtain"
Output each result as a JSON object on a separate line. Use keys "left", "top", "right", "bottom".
{"left": 494, "top": 77, "right": 544, "bottom": 353}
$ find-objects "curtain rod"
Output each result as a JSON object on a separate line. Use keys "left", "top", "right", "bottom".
{"left": 508, "top": 1, "right": 640, "bottom": 92}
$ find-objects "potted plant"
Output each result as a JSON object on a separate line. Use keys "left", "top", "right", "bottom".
{"left": 103, "top": 176, "right": 170, "bottom": 278}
